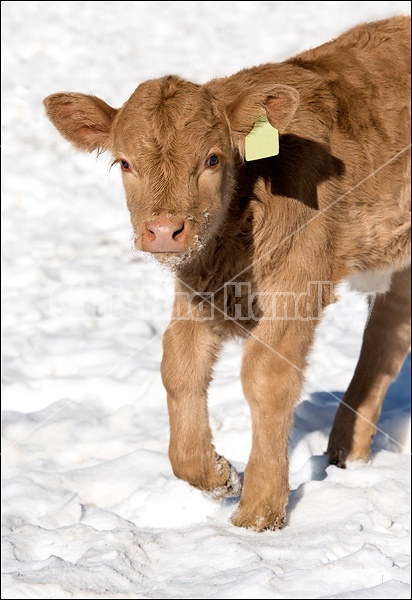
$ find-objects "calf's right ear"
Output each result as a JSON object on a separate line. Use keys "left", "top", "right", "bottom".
{"left": 43, "top": 93, "right": 118, "bottom": 152}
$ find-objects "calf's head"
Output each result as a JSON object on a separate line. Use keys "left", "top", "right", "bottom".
{"left": 44, "top": 76, "right": 298, "bottom": 266}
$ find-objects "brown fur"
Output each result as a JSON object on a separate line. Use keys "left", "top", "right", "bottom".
{"left": 44, "top": 17, "right": 411, "bottom": 531}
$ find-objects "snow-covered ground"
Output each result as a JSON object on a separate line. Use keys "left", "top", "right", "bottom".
{"left": 2, "top": 2, "right": 411, "bottom": 598}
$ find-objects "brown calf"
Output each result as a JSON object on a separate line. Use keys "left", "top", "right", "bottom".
{"left": 44, "top": 17, "right": 411, "bottom": 531}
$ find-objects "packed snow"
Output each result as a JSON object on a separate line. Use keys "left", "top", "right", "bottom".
{"left": 2, "top": 1, "right": 411, "bottom": 598}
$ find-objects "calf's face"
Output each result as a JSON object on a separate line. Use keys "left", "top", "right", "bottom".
{"left": 44, "top": 76, "right": 299, "bottom": 266}
{"left": 112, "top": 78, "right": 235, "bottom": 263}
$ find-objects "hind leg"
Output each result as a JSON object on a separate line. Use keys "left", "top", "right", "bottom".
{"left": 327, "top": 267, "right": 411, "bottom": 467}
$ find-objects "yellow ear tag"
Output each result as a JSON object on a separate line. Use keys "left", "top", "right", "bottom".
{"left": 245, "top": 115, "right": 279, "bottom": 162}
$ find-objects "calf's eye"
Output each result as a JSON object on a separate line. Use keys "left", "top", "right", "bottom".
{"left": 120, "top": 160, "right": 130, "bottom": 170}
{"left": 206, "top": 154, "right": 219, "bottom": 168}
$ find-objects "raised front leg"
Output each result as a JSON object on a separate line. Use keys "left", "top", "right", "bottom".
{"left": 232, "top": 320, "right": 316, "bottom": 531}
{"left": 162, "top": 317, "right": 241, "bottom": 499}
{"left": 327, "top": 267, "right": 411, "bottom": 467}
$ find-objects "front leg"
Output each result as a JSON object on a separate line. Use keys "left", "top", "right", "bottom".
{"left": 162, "top": 316, "right": 241, "bottom": 499}
{"left": 232, "top": 320, "right": 315, "bottom": 531}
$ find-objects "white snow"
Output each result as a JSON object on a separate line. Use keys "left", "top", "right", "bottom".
{"left": 2, "top": 1, "right": 411, "bottom": 598}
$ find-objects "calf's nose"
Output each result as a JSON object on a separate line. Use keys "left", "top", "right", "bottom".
{"left": 142, "top": 218, "right": 187, "bottom": 253}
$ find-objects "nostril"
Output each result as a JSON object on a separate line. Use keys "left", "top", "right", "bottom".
{"left": 172, "top": 223, "right": 185, "bottom": 239}
{"left": 145, "top": 223, "right": 155, "bottom": 235}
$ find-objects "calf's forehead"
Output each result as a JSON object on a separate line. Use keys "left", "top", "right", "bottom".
{"left": 111, "top": 77, "right": 229, "bottom": 159}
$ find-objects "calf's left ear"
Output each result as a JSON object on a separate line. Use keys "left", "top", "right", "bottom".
{"left": 43, "top": 92, "right": 118, "bottom": 152}
{"left": 264, "top": 85, "right": 300, "bottom": 132}
{"left": 226, "top": 84, "right": 299, "bottom": 153}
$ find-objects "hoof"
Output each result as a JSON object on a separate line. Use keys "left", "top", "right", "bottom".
{"left": 327, "top": 447, "right": 347, "bottom": 469}
{"left": 231, "top": 506, "right": 286, "bottom": 531}
{"left": 207, "top": 455, "right": 242, "bottom": 500}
